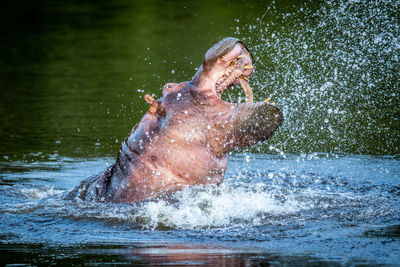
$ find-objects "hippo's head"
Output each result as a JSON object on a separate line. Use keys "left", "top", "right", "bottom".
{"left": 155, "top": 37, "right": 283, "bottom": 156}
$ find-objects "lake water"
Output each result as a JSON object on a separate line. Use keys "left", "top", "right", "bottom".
{"left": 1, "top": 0, "right": 399, "bottom": 265}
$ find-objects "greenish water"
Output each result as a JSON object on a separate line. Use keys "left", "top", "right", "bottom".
{"left": 1, "top": 0, "right": 398, "bottom": 160}
{"left": 0, "top": 0, "right": 277, "bottom": 159}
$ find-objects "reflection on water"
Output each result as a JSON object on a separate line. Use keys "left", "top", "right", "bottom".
{"left": 1, "top": 0, "right": 400, "bottom": 265}
{"left": 0, "top": 243, "right": 349, "bottom": 266}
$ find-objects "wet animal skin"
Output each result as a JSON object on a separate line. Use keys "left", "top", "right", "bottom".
{"left": 71, "top": 37, "right": 283, "bottom": 203}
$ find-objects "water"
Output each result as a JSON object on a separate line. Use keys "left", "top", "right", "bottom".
{"left": 1, "top": 0, "right": 399, "bottom": 265}
{"left": 1, "top": 154, "right": 399, "bottom": 265}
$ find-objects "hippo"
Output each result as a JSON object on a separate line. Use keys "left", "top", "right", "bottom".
{"left": 70, "top": 37, "right": 283, "bottom": 203}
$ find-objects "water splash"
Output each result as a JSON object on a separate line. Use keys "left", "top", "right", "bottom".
{"left": 133, "top": 184, "right": 303, "bottom": 230}
{"left": 20, "top": 186, "right": 64, "bottom": 200}
{"left": 236, "top": 0, "right": 400, "bottom": 155}
{"left": 4, "top": 154, "right": 389, "bottom": 233}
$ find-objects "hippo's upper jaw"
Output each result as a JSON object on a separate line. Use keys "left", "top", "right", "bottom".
{"left": 191, "top": 37, "right": 256, "bottom": 103}
{"left": 73, "top": 37, "right": 283, "bottom": 203}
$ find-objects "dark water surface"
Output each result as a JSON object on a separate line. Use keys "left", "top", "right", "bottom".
{"left": 1, "top": 0, "right": 399, "bottom": 265}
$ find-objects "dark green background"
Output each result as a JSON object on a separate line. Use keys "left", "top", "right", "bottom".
{"left": 1, "top": 0, "right": 399, "bottom": 159}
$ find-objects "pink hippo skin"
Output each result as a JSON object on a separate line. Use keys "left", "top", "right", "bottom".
{"left": 71, "top": 37, "right": 283, "bottom": 202}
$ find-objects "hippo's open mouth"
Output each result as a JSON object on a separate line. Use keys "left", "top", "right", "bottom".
{"left": 215, "top": 65, "right": 254, "bottom": 103}
{"left": 211, "top": 42, "right": 255, "bottom": 103}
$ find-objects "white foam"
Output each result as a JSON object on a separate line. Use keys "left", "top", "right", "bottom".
{"left": 21, "top": 186, "right": 64, "bottom": 200}
{"left": 133, "top": 184, "right": 303, "bottom": 230}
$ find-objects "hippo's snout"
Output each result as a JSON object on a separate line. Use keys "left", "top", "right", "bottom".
{"left": 225, "top": 102, "right": 283, "bottom": 151}
{"left": 250, "top": 102, "right": 284, "bottom": 138}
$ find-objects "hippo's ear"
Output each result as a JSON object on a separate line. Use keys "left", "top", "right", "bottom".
{"left": 223, "top": 102, "right": 283, "bottom": 152}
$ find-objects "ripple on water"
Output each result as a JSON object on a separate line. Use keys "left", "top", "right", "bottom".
{"left": 0, "top": 154, "right": 399, "bottom": 264}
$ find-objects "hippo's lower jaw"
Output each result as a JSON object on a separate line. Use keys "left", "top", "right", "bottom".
{"left": 69, "top": 37, "right": 284, "bottom": 203}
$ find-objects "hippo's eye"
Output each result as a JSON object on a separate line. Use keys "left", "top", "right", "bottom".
{"left": 229, "top": 61, "right": 236, "bottom": 66}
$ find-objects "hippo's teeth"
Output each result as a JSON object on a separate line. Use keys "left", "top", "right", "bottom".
{"left": 219, "top": 56, "right": 225, "bottom": 62}
{"left": 237, "top": 55, "right": 244, "bottom": 59}
{"left": 264, "top": 97, "right": 271, "bottom": 102}
{"left": 239, "top": 77, "right": 253, "bottom": 103}
{"left": 243, "top": 64, "right": 254, "bottom": 69}
{"left": 271, "top": 102, "right": 276, "bottom": 106}
{"left": 240, "top": 75, "right": 249, "bottom": 82}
